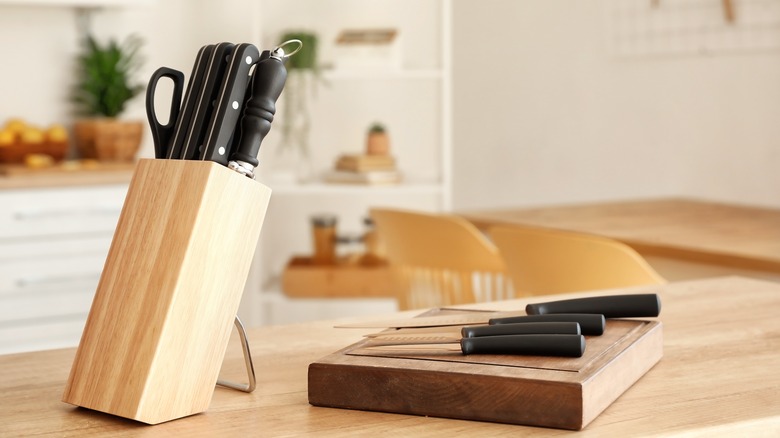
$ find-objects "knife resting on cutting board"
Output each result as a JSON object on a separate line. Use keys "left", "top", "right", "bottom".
{"left": 335, "top": 294, "right": 659, "bottom": 329}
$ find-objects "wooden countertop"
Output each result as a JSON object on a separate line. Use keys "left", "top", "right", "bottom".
{"left": 460, "top": 198, "right": 780, "bottom": 272}
{"left": 0, "top": 162, "right": 135, "bottom": 190}
{"left": 2, "top": 276, "right": 780, "bottom": 436}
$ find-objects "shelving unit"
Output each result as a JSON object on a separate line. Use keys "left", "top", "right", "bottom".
{"left": 239, "top": 0, "right": 452, "bottom": 326}
{"left": 0, "top": 0, "right": 154, "bottom": 7}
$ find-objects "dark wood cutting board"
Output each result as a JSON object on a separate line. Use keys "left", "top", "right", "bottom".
{"left": 308, "top": 309, "right": 663, "bottom": 430}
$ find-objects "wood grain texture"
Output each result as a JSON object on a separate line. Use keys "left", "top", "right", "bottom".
{"left": 309, "top": 312, "right": 662, "bottom": 430}
{"left": 61, "top": 159, "right": 271, "bottom": 424}
{"left": 2, "top": 277, "right": 780, "bottom": 436}
{"left": 460, "top": 198, "right": 780, "bottom": 273}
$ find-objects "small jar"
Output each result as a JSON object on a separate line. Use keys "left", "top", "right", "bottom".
{"left": 311, "top": 214, "right": 337, "bottom": 265}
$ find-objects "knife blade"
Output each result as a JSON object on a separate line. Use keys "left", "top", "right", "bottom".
{"left": 180, "top": 42, "right": 234, "bottom": 160}
{"left": 526, "top": 294, "right": 661, "bottom": 318}
{"left": 201, "top": 43, "right": 261, "bottom": 165}
{"left": 366, "top": 321, "right": 581, "bottom": 340}
{"left": 363, "top": 334, "right": 585, "bottom": 357}
{"left": 227, "top": 47, "right": 288, "bottom": 178}
{"left": 334, "top": 311, "right": 524, "bottom": 329}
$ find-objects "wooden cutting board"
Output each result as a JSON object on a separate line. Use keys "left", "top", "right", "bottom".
{"left": 308, "top": 309, "right": 663, "bottom": 430}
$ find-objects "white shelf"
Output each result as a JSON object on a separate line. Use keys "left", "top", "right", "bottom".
{"left": 239, "top": 0, "right": 452, "bottom": 328}
{"left": 261, "top": 180, "right": 444, "bottom": 195}
{"left": 320, "top": 68, "right": 443, "bottom": 81}
{"left": 0, "top": 0, "right": 154, "bottom": 6}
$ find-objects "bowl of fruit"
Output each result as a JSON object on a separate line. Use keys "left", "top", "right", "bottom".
{"left": 0, "top": 118, "right": 69, "bottom": 165}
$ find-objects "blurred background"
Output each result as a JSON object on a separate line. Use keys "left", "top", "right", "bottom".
{"left": 2, "top": 0, "right": 779, "bottom": 353}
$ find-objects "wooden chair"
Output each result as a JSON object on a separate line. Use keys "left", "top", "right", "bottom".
{"left": 489, "top": 225, "right": 665, "bottom": 296}
{"left": 370, "top": 208, "right": 514, "bottom": 310}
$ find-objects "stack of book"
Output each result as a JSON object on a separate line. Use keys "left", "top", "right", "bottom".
{"left": 325, "top": 154, "right": 401, "bottom": 185}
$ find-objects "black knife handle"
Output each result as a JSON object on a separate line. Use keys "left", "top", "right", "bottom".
{"left": 526, "top": 294, "right": 661, "bottom": 318}
{"left": 488, "top": 313, "right": 605, "bottom": 336}
{"left": 180, "top": 44, "right": 222, "bottom": 160}
{"left": 461, "top": 322, "right": 580, "bottom": 338}
{"left": 202, "top": 43, "right": 261, "bottom": 165}
{"left": 229, "top": 50, "right": 288, "bottom": 170}
{"left": 145, "top": 67, "right": 184, "bottom": 158}
{"left": 460, "top": 334, "right": 585, "bottom": 357}
{"left": 167, "top": 45, "right": 210, "bottom": 159}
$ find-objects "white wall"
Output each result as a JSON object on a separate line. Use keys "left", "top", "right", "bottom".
{"left": 0, "top": 2, "right": 200, "bottom": 159}
{"left": 451, "top": 0, "right": 780, "bottom": 210}
{"left": 3, "top": 0, "right": 779, "bottom": 209}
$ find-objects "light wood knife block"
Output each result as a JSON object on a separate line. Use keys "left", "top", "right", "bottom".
{"left": 62, "top": 159, "right": 272, "bottom": 424}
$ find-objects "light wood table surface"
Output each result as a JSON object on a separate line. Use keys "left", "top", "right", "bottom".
{"left": 460, "top": 198, "right": 780, "bottom": 281}
{"left": 2, "top": 276, "right": 779, "bottom": 436}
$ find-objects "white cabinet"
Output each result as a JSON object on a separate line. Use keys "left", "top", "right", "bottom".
{"left": 0, "top": 185, "right": 127, "bottom": 354}
{"left": 237, "top": 0, "right": 452, "bottom": 326}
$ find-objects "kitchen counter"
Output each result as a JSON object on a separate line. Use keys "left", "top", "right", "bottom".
{"left": 0, "top": 162, "right": 134, "bottom": 190}
{"left": 1, "top": 276, "right": 779, "bottom": 436}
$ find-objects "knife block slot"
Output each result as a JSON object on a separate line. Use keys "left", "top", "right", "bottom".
{"left": 62, "top": 159, "right": 271, "bottom": 425}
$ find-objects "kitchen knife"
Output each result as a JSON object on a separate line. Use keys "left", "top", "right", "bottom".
{"left": 180, "top": 42, "right": 234, "bottom": 160}
{"left": 166, "top": 45, "right": 210, "bottom": 159}
{"left": 364, "top": 334, "right": 586, "bottom": 357}
{"left": 226, "top": 50, "right": 270, "bottom": 157}
{"left": 366, "top": 322, "right": 581, "bottom": 340}
{"left": 201, "top": 43, "right": 261, "bottom": 165}
{"left": 227, "top": 47, "right": 288, "bottom": 178}
{"left": 334, "top": 311, "right": 525, "bottom": 329}
{"left": 526, "top": 294, "right": 661, "bottom": 318}
{"left": 489, "top": 314, "right": 606, "bottom": 336}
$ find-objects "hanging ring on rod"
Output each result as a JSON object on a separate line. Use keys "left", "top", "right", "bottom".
{"left": 273, "top": 39, "right": 304, "bottom": 59}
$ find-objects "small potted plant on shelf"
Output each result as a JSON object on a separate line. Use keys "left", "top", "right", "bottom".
{"left": 366, "top": 122, "right": 390, "bottom": 155}
{"left": 71, "top": 34, "right": 145, "bottom": 162}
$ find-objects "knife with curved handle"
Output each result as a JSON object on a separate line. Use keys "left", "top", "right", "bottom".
{"left": 227, "top": 47, "right": 288, "bottom": 177}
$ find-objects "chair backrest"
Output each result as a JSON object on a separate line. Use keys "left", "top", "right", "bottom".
{"left": 370, "top": 208, "right": 514, "bottom": 310}
{"left": 489, "top": 225, "right": 665, "bottom": 296}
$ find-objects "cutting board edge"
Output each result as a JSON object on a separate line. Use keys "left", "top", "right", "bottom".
{"left": 308, "top": 362, "right": 586, "bottom": 430}
{"left": 580, "top": 320, "right": 664, "bottom": 428}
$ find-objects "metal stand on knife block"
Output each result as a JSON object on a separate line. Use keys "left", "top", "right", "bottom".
{"left": 216, "top": 316, "right": 256, "bottom": 393}
{"left": 62, "top": 159, "right": 271, "bottom": 424}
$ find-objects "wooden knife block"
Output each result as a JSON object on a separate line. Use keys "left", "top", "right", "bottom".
{"left": 62, "top": 159, "right": 272, "bottom": 424}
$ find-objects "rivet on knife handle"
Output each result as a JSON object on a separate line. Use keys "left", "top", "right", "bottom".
{"left": 526, "top": 294, "right": 662, "bottom": 318}
{"left": 460, "top": 334, "right": 585, "bottom": 357}
{"left": 489, "top": 313, "right": 606, "bottom": 336}
{"left": 228, "top": 40, "right": 299, "bottom": 178}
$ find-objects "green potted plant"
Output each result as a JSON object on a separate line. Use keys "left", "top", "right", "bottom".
{"left": 71, "top": 34, "right": 145, "bottom": 162}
